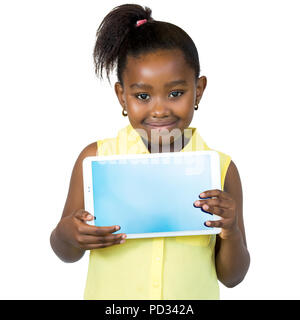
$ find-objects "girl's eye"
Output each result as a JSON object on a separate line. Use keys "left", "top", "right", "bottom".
{"left": 169, "top": 91, "right": 184, "bottom": 98}
{"left": 135, "top": 91, "right": 184, "bottom": 101}
{"left": 136, "top": 93, "right": 150, "bottom": 101}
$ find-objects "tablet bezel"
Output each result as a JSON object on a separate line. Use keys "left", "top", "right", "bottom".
{"left": 82, "top": 151, "right": 222, "bottom": 238}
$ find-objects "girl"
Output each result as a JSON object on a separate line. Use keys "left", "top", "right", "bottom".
{"left": 50, "top": 4, "right": 250, "bottom": 300}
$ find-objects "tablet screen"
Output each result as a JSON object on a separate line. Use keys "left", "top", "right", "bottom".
{"left": 87, "top": 151, "right": 221, "bottom": 237}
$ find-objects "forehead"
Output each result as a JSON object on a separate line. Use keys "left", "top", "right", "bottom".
{"left": 123, "top": 49, "right": 194, "bottom": 85}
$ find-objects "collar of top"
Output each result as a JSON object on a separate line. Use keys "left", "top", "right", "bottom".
{"left": 116, "top": 124, "right": 209, "bottom": 154}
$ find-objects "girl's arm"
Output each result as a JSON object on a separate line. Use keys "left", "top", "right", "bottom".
{"left": 50, "top": 142, "right": 127, "bottom": 263}
{"left": 214, "top": 160, "right": 250, "bottom": 287}
{"left": 50, "top": 142, "right": 97, "bottom": 263}
{"left": 194, "top": 160, "right": 250, "bottom": 287}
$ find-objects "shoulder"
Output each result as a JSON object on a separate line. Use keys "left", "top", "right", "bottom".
{"left": 71, "top": 141, "right": 98, "bottom": 177}
{"left": 224, "top": 160, "right": 242, "bottom": 196}
{"left": 78, "top": 141, "right": 98, "bottom": 159}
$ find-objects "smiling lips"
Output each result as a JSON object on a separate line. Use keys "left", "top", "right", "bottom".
{"left": 144, "top": 119, "right": 178, "bottom": 128}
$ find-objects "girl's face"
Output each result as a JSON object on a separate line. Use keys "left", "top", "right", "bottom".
{"left": 115, "top": 49, "right": 207, "bottom": 152}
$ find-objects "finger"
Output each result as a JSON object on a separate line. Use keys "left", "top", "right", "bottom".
{"left": 199, "top": 189, "right": 230, "bottom": 200}
{"left": 77, "top": 223, "right": 121, "bottom": 236}
{"left": 99, "top": 233, "right": 127, "bottom": 243}
{"left": 77, "top": 233, "right": 126, "bottom": 245}
{"left": 205, "top": 219, "right": 224, "bottom": 228}
{"left": 205, "top": 218, "right": 235, "bottom": 230}
{"left": 194, "top": 198, "right": 232, "bottom": 210}
{"left": 202, "top": 205, "right": 226, "bottom": 217}
{"left": 193, "top": 202, "right": 212, "bottom": 215}
{"left": 74, "top": 209, "right": 94, "bottom": 222}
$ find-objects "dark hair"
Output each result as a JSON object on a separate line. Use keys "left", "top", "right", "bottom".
{"left": 93, "top": 4, "right": 200, "bottom": 85}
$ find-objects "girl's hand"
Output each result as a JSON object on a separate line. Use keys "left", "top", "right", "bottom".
{"left": 193, "top": 189, "right": 240, "bottom": 240}
{"left": 56, "top": 209, "right": 127, "bottom": 250}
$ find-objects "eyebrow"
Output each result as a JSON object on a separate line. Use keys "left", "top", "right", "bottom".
{"left": 129, "top": 80, "right": 188, "bottom": 90}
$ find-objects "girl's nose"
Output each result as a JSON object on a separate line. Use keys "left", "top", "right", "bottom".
{"left": 150, "top": 100, "right": 171, "bottom": 118}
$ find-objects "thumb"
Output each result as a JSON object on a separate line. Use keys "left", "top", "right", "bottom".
{"left": 74, "top": 209, "right": 94, "bottom": 222}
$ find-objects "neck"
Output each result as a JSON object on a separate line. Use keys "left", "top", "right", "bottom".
{"left": 141, "top": 132, "right": 191, "bottom": 153}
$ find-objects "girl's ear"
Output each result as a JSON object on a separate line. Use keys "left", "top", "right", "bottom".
{"left": 195, "top": 76, "right": 207, "bottom": 105}
{"left": 114, "top": 82, "right": 127, "bottom": 111}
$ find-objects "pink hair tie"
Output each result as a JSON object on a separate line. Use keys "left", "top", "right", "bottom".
{"left": 136, "top": 19, "right": 147, "bottom": 27}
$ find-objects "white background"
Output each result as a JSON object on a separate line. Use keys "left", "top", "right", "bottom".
{"left": 0, "top": 0, "right": 299, "bottom": 299}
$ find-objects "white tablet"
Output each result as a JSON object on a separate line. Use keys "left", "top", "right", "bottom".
{"left": 82, "top": 151, "right": 221, "bottom": 239}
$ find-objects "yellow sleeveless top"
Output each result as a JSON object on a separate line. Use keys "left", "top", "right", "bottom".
{"left": 84, "top": 124, "right": 231, "bottom": 300}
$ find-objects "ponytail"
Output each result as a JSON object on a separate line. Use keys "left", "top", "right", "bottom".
{"left": 93, "top": 4, "right": 200, "bottom": 85}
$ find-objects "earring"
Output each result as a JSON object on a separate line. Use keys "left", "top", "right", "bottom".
{"left": 122, "top": 109, "right": 128, "bottom": 117}
{"left": 194, "top": 104, "right": 199, "bottom": 110}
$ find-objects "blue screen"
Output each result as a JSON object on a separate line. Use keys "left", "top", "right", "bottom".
{"left": 91, "top": 153, "right": 219, "bottom": 235}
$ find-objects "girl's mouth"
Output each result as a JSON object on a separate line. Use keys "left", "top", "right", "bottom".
{"left": 144, "top": 119, "right": 178, "bottom": 130}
